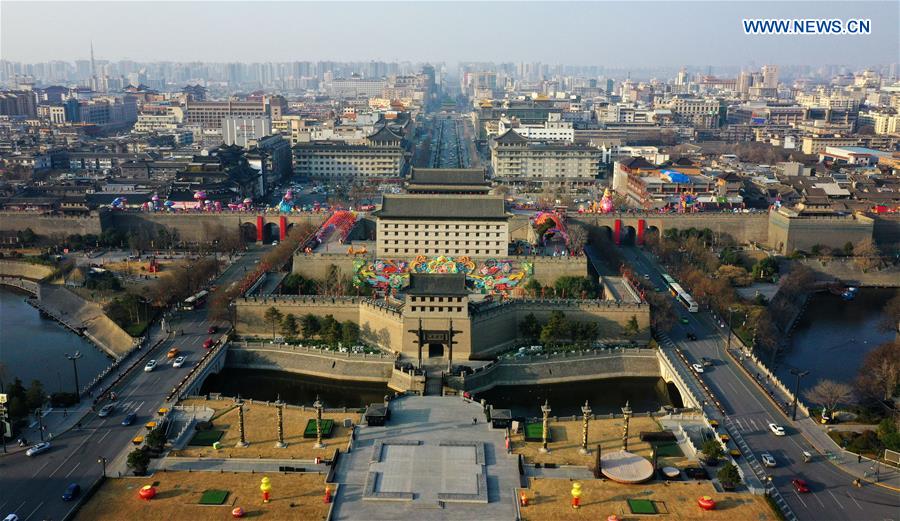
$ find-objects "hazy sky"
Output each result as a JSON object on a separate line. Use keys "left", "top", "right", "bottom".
{"left": 2, "top": 1, "right": 897, "bottom": 67}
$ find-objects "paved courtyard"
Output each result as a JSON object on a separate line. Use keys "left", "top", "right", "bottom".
{"left": 330, "top": 396, "right": 521, "bottom": 520}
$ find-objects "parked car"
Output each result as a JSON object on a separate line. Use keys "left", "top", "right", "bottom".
{"left": 686, "top": 332, "right": 698, "bottom": 341}
{"left": 692, "top": 363, "right": 705, "bottom": 373}
{"left": 98, "top": 404, "right": 115, "bottom": 417}
{"left": 761, "top": 453, "right": 777, "bottom": 467}
{"left": 122, "top": 412, "right": 137, "bottom": 426}
{"left": 144, "top": 359, "right": 157, "bottom": 372}
{"left": 768, "top": 423, "right": 786, "bottom": 436}
{"left": 173, "top": 356, "right": 186, "bottom": 368}
{"left": 791, "top": 478, "right": 810, "bottom": 493}
{"left": 25, "top": 442, "right": 51, "bottom": 456}
{"left": 207, "top": 325, "right": 218, "bottom": 334}
{"left": 62, "top": 483, "right": 81, "bottom": 501}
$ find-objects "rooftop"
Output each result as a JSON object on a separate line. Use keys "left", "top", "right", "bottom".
{"left": 405, "top": 273, "right": 469, "bottom": 297}
{"left": 375, "top": 194, "right": 508, "bottom": 220}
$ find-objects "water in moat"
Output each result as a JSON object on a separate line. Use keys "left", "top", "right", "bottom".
{"left": 0, "top": 287, "right": 112, "bottom": 392}
{"left": 199, "top": 368, "right": 391, "bottom": 409}
{"left": 477, "top": 377, "right": 681, "bottom": 418}
{"left": 775, "top": 287, "right": 896, "bottom": 394}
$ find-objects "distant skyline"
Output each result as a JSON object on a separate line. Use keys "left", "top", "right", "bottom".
{"left": 2, "top": 1, "right": 898, "bottom": 68}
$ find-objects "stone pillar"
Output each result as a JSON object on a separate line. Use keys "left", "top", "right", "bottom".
{"left": 539, "top": 400, "right": 551, "bottom": 453}
{"left": 314, "top": 395, "right": 325, "bottom": 449}
{"left": 275, "top": 400, "right": 286, "bottom": 448}
{"left": 580, "top": 400, "right": 592, "bottom": 455}
{"left": 236, "top": 402, "right": 249, "bottom": 447}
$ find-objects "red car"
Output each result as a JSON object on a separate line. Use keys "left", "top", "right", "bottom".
{"left": 791, "top": 479, "right": 810, "bottom": 493}
{"left": 203, "top": 338, "right": 214, "bottom": 349}
{"left": 207, "top": 325, "right": 217, "bottom": 334}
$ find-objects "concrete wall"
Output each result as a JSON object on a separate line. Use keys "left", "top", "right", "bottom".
{"left": 235, "top": 296, "right": 361, "bottom": 336}
{"left": 225, "top": 342, "right": 395, "bottom": 383}
{"left": 292, "top": 253, "right": 361, "bottom": 281}
{"left": 0, "top": 211, "right": 104, "bottom": 238}
{"left": 873, "top": 214, "right": 900, "bottom": 254}
{"left": 37, "top": 284, "right": 134, "bottom": 357}
{"left": 110, "top": 212, "right": 325, "bottom": 243}
{"left": 768, "top": 211, "right": 875, "bottom": 254}
{"left": 448, "top": 349, "right": 661, "bottom": 393}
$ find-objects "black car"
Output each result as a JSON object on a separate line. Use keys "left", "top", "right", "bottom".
{"left": 62, "top": 483, "right": 81, "bottom": 501}
{"left": 122, "top": 412, "right": 137, "bottom": 426}
{"left": 686, "top": 332, "right": 698, "bottom": 341}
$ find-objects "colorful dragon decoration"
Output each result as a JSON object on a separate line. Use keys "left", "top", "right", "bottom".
{"left": 353, "top": 255, "right": 533, "bottom": 295}
{"left": 532, "top": 211, "right": 569, "bottom": 247}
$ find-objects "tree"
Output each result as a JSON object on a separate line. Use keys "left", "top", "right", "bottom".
{"left": 719, "top": 247, "right": 740, "bottom": 266}
{"left": 519, "top": 313, "right": 541, "bottom": 341}
{"left": 751, "top": 257, "right": 779, "bottom": 281}
{"left": 320, "top": 315, "right": 341, "bottom": 344}
{"left": 540, "top": 311, "right": 568, "bottom": 345}
{"left": 646, "top": 291, "right": 677, "bottom": 333}
{"left": 853, "top": 238, "right": 881, "bottom": 271}
{"left": 876, "top": 418, "right": 900, "bottom": 452}
{"left": 341, "top": 320, "right": 360, "bottom": 345}
{"left": 855, "top": 340, "right": 900, "bottom": 401}
{"left": 804, "top": 379, "right": 854, "bottom": 415}
{"left": 625, "top": 315, "right": 640, "bottom": 336}
{"left": 716, "top": 265, "right": 752, "bottom": 287}
{"left": 301, "top": 314, "right": 321, "bottom": 339}
{"left": 127, "top": 448, "right": 150, "bottom": 475}
{"left": 263, "top": 307, "right": 283, "bottom": 339}
{"left": 524, "top": 279, "right": 542, "bottom": 298}
{"left": 146, "top": 426, "right": 166, "bottom": 449}
{"left": 879, "top": 291, "right": 900, "bottom": 333}
{"left": 280, "top": 313, "right": 299, "bottom": 339}
{"left": 553, "top": 276, "right": 597, "bottom": 299}
{"left": 25, "top": 380, "right": 45, "bottom": 410}
{"left": 701, "top": 438, "right": 724, "bottom": 463}
{"left": 717, "top": 463, "right": 741, "bottom": 486}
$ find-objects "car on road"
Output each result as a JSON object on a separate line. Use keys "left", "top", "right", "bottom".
{"left": 761, "top": 453, "right": 777, "bottom": 467}
{"left": 167, "top": 347, "right": 180, "bottom": 359}
{"left": 62, "top": 483, "right": 81, "bottom": 501}
{"left": 686, "top": 332, "right": 697, "bottom": 341}
{"left": 692, "top": 363, "right": 705, "bottom": 373}
{"left": 98, "top": 404, "right": 115, "bottom": 417}
{"left": 680, "top": 317, "right": 689, "bottom": 325}
{"left": 271, "top": 241, "right": 279, "bottom": 246}
{"left": 643, "top": 274, "right": 650, "bottom": 279}
{"left": 768, "top": 423, "right": 786, "bottom": 436}
{"left": 144, "top": 359, "right": 157, "bottom": 372}
{"left": 25, "top": 441, "right": 51, "bottom": 456}
{"left": 173, "top": 356, "right": 186, "bottom": 368}
{"left": 203, "top": 338, "right": 214, "bottom": 349}
{"left": 791, "top": 478, "right": 810, "bottom": 493}
{"left": 207, "top": 325, "right": 218, "bottom": 334}
{"left": 122, "top": 412, "right": 137, "bottom": 426}
{"left": 4, "top": 515, "right": 19, "bottom": 521}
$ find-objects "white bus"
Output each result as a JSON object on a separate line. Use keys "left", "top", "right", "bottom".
{"left": 180, "top": 290, "right": 209, "bottom": 311}
{"left": 668, "top": 282, "right": 699, "bottom": 312}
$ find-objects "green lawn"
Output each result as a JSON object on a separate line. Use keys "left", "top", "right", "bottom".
{"left": 524, "top": 422, "right": 551, "bottom": 442}
{"left": 654, "top": 442, "right": 683, "bottom": 457}
{"left": 188, "top": 430, "right": 224, "bottom": 446}
{"left": 303, "top": 418, "right": 335, "bottom": 439}
{"left": 627, "top": 498, "right": 658, "bottom": 514}
{"left": 199, "top": 489, "right": 230, "bottom": 505}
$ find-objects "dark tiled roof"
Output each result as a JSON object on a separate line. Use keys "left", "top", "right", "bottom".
{"left": 409, "top": 168, "right": 488, "bottom": 186}
{"left": 367, "top": 125, "right": 403, "bottom": 143}
{"left": 620, "top": 156, "right": 654, "bottom": 169}
{"left": 375, "top": 194, "right": 508, "bottom": 220}
{"left": 405, "top": 273, "right": 468, "bottom": 296}
{"left": 493, "top": 129, "right": 529, "bottom": 145}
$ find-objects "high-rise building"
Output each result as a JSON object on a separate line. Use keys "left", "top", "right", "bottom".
{"left": 761, "top": 64, "right": 778, "bottom": 89}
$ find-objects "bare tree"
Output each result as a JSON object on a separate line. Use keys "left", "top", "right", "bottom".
{"left": 856, "top": 341, "right": 900, "bottom": 402}
{"left": 853, "top": 238, "right": 882, "bottom": 271}
{"left": 879, "top": 291, "right": 900, "bottom": 333}
{"left": 804, "top": 379, "right": 854, "bottom": 414}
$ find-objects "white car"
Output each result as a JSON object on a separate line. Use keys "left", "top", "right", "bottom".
{"left": 4, "top": 514, "right": 20, "bottom": 521}
{"left": 692, "top": 363, "right": 705, "bottom": 373}
{"left": 144, "top": 359, "right": 157, "bottom": 372}
{"left": 761, "top": 453, "right": 777, "bottom": 467}
{"left": 25, "top": 441, "right": 51, "bottom": 456}
{"left": 172, "top": 356, "right": 186, "bottom": 368}
{"left": 768, "top": 423, "right": 786, "bottom": 436}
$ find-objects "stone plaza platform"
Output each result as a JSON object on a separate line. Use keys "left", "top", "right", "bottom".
{"left": 330, "top": 396, "right": 521, "bottom": 520}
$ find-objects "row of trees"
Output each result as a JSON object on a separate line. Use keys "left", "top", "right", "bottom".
{"left": 1, "top": 377, "right": 47, "bottom": 427}
{"left": 517, "top": 310, "right": 630, "bottom": 347}
{"left": 521, "top": 276, "right": 599, "bottom": 300}
{"left": 262, "top": 307, "right": 361, "bottom": 346}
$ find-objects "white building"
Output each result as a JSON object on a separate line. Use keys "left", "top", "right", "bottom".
{"left": 222, "top": 116, "right": 272, "bottom": 147}
{"left": 497, "top": 112, "right": 574, "bottom": 142}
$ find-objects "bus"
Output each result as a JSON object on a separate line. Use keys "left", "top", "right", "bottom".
{"left": 181, "top": 290, "right": 209, "bottom": 311}
{"left": 661, "top": 274, "right": 699, "bottom": 312}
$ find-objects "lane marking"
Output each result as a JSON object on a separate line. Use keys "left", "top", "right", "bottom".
{"left": 98, "top": 430, "right": 112, "bottom": 444}
{"left": 792, "top": 489, "right": 808, "bottom": 508}
{"left": 846, "top": 492, "right": 862, "bottom": 509}
{"left": 810, "top": 490, "right": 826, "bottom": 508}
{"left": 64, "top": 461, "right": 81, "bottom": 478}
{"left": 48, "top": 429, "right": 96, "bottom": 478}
{"left": 827, "top": 489, "right": 845, "bottom": 509}
{"left": 11, "top": 501, "right": 26, "bottom": 516}
{"left": 23, "top": 500, "right": 44, "bottom": 521}
{"left": 31, "top": 460, "right": 51, "bottom": 478}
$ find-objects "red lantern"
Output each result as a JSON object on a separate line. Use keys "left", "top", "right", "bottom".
{"left": 138, "top": 485, "right": 157, "bottom": 501}
{"left": 698, "top": 496, "right": 716, "bottom": 510}
{"left": 232, "top": 507, "right": 244, "bottom": 518}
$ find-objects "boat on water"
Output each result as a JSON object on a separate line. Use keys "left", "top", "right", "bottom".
{"left": 841, "top": 287, "right": 859, "bottom": 301}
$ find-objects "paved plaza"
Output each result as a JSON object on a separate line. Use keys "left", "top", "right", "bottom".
{"left": 330, "top": 396, "right": 521, "bottom": 520}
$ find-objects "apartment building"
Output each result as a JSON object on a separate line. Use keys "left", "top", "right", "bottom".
{"left": 185, "top": 99, "right": 274, "bottom": 130}
{"left": 374, "top": 194, "right": 509, "bottom": 258}
{"left": 497, "top": 112, "right": 574, "bottom": 142}
{"left": 293, "top": 126, "right": 406, "bottom": 181}
{"left": 490, "top": 129, "right": 600, "bottom": 185}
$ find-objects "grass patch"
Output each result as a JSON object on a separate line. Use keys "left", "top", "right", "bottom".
{"left": 654, "top": 442, "right": 683, "bottom": 457}
{"left": 189, "top": 430, "right": 224, "bottom": 446}
{"left": 524, "top": 421, "right": 551, "bottom": 442}
{"left": 303, "top": 418, "right": 334, "bottom": 438}
{"left": 198, "top": 489, "right": 229, "bottom": 505}
{"left": 628, "top": 498, "right": 658, "bottom": 514}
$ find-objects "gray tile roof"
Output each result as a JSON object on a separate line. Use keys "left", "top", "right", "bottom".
{"left": 405, "top": 273, "right": 469, "bottom": 296}
{"left": 409, "top": 168, "right": 488, "bottom": 186}
{"left": 374, "top": 194, "right": 508, "bottom": 220}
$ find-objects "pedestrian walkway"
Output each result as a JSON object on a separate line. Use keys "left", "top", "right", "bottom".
{"left": 150, "top": 457, "right": 330, "bottom": 474}
{"left": 524, "top": 464, "right": 594, "bottom": 480}
{"left": 729, "top": 346, "right": 900, "bottom": 491}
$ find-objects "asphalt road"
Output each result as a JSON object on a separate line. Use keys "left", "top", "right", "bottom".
{"left": 0, "top": 248, "right": 267, "bottom": 521}
{"left": 619, "top": 246, "right": 900, "bottom": 521}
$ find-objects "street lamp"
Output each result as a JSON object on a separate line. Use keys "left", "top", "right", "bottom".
{"left": 789, "top": 368, "right": 810, "bottom": 421}
{"left": 65, "top": 352, "right": 83, "bottom": 403}
{"left": 726, "top": 308, "right": 735, "bottom": 353}
{"left": 313, "top": 395, "right": 325, "bottom": 449}
{"left": 98, "top": 457, "right": 108, "bottom": 477}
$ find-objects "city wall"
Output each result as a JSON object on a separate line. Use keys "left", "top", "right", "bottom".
{"left": 0, "top": 259, "right": 56, "bottom": 281}
{"left": 225, "top": 341, "right": 395, "bottom": 383}
{"left": 109, "top": 212, "right": 325, "bottom": 243}
{"left": 0, "top": 211, "right": 105, "bottom": 238}
{"left": 768, "top": 211, "right": 875, "bottom": 254}
{"left": 572, "top": 212, "right": 770, "bottom": 246}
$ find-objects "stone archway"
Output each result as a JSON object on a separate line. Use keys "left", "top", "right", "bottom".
{"left": 620, "top": 226, "right": 637, "bottom": 246}
{"left": 263, "top": 222, "right": 280, "bottom": 243}
{"left": 428, "top": 343, "right": 444, "bottom": 358}
{"left": 240, "top": 222, "right": 257, "bottom": 243}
